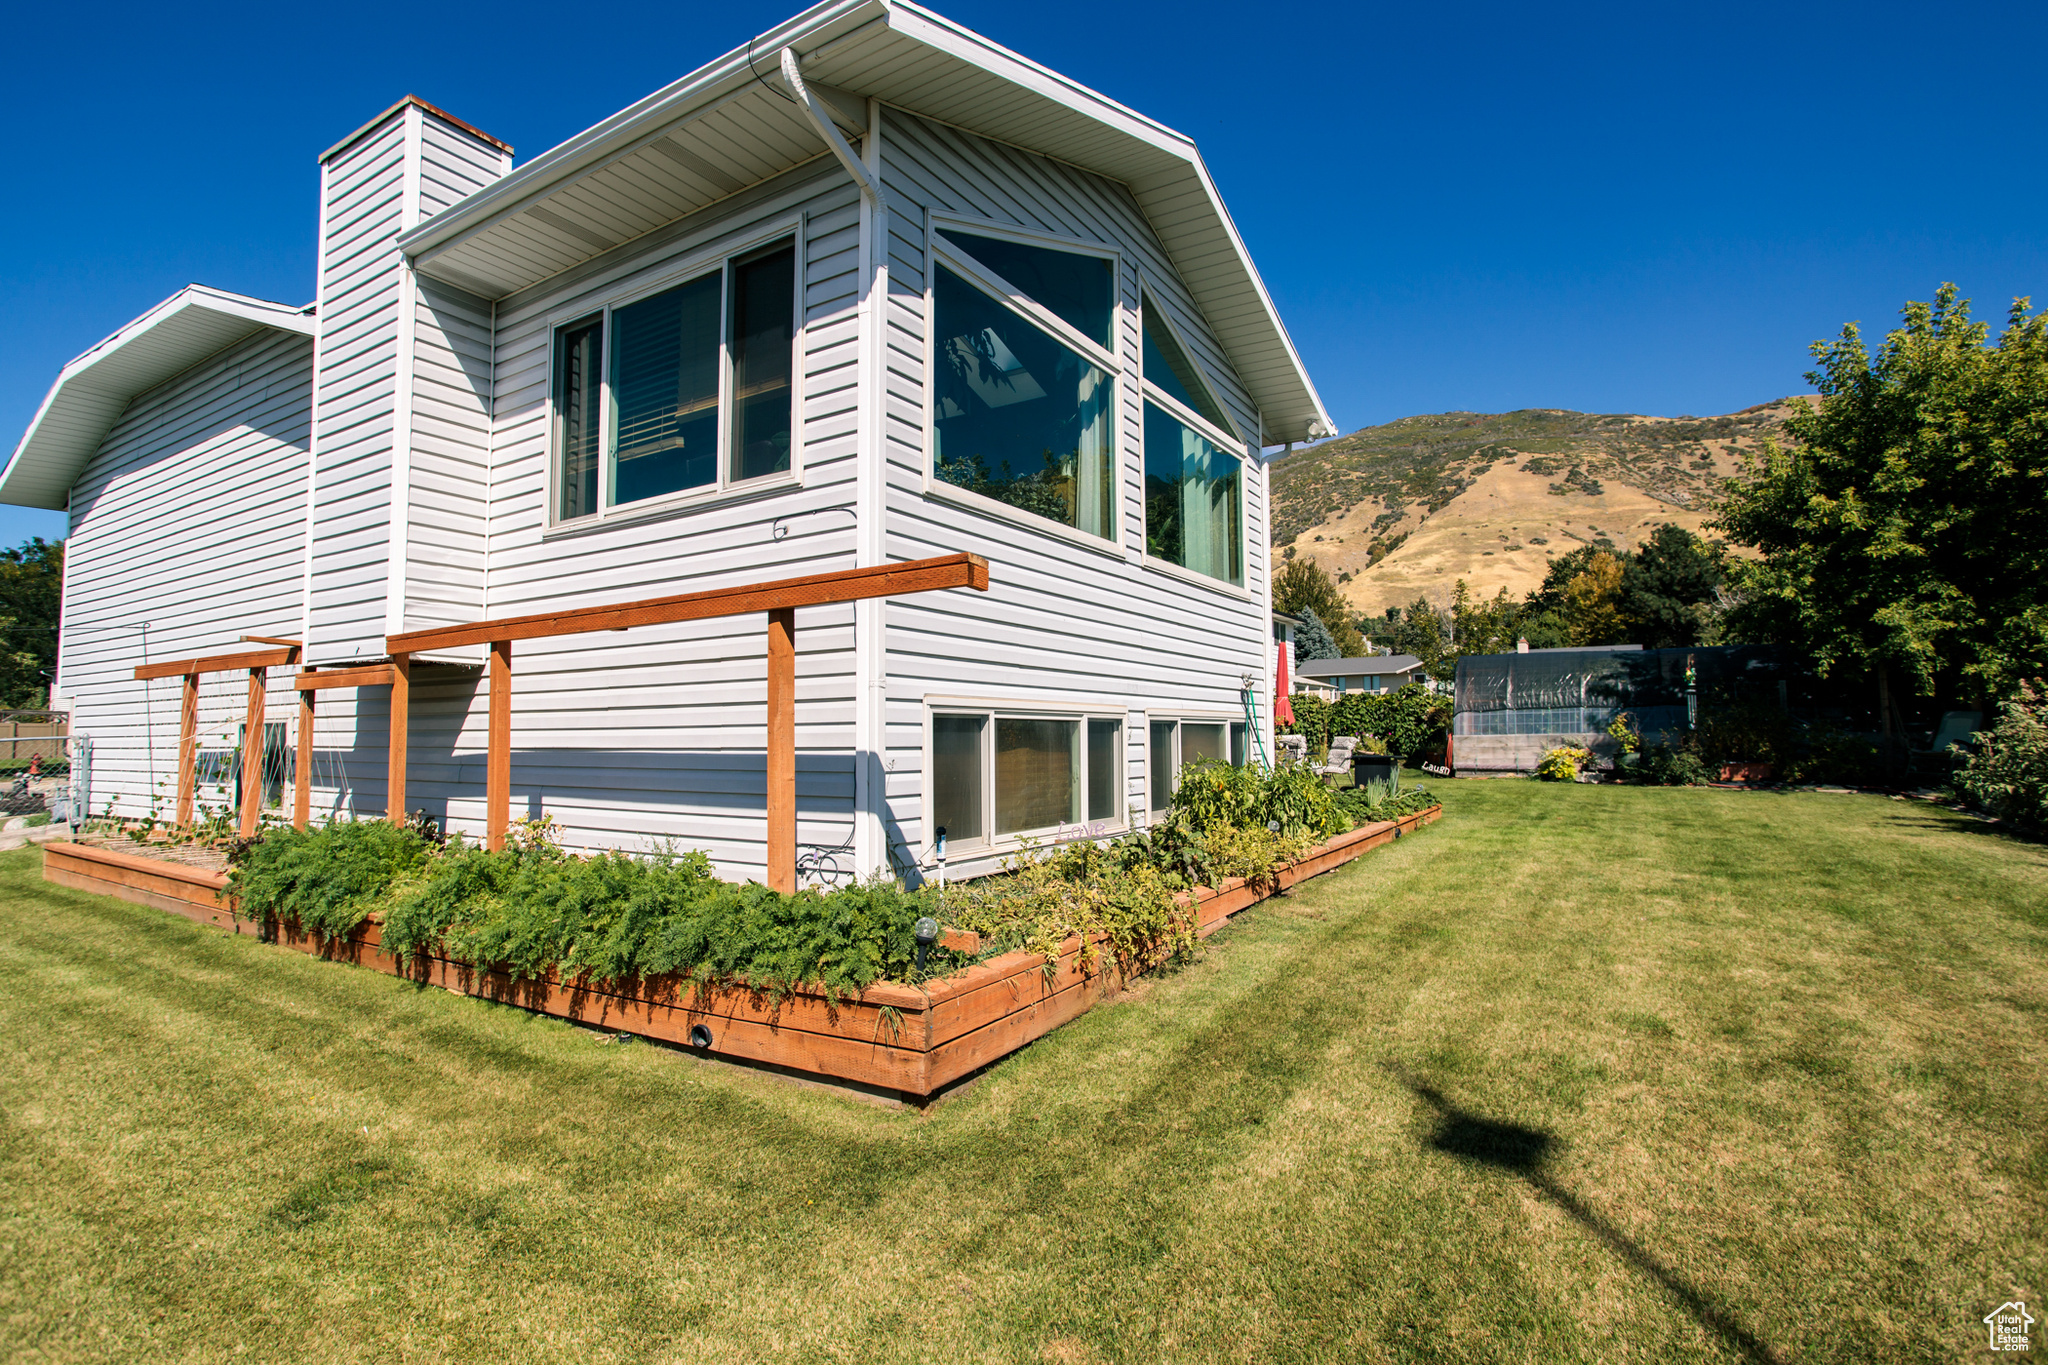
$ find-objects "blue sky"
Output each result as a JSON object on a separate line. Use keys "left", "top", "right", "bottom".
{"left": 2, "top": 0, "right": 2041, "bottom": 548}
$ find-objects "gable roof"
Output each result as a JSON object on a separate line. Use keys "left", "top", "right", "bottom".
{"left": 0, "top": 286, "right": 316, "bottom": 511}
{"left": 1297, "top": 655, "right": 1425, "bottom": 677}
{"left": 396, "top": 0, "right": 1332, "bottom": 443}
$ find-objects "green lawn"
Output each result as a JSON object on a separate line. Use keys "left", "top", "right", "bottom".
{"left": 2, "top": 782, "right": 2043, "bottom": 1363}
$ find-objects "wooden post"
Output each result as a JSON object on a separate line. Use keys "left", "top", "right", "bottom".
{"left": 486, "top": 640, "right": 511, "bottom": 852}
{"left": 388, "top": 652, "right": 410, "bottom": 824}
{"left": 766, "top": 607, "right": 795, "bottom": 894}
{"left": 175, "top": 671, "right": 199, "bottom": 827}
{"left": 239, "top": 667, "right": 267, "bottom": 838}
{"left": 295, "top": 682, "right": 314, "bottom": 831}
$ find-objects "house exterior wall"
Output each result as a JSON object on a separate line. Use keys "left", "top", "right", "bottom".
{"left": 58, "top": 329, "right": 314, "bottom": 820}
{"left": 457, "top": 159, "right": 870, "bottom": 873}
{"left": 873, "top": 108, "right": 1274, "bottom": 875}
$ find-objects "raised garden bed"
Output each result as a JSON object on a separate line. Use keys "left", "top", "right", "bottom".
{"left": 42, "top": 806, "right": 1439, "bottom": 1100}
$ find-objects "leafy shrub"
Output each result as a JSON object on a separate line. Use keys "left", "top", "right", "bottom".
{"left": 1779, "top": 723, "right": 1883, "bottom": 786}
{"left": 1283, "top": 684, "right": 1451, "bottom": 763}
{"left": 1334, "top": 781, "right": 1438, "bottom": 825}
{"left": 1258, "top": 762, "right": 1350, "bottom": 839}
{"left": 1695, "top": 699, "right": 1796, "bottom": 768}
{"left": 1534, "top": 746, "right": 1591, "bottom": 781}
{"left": 227, "top": 820, "right": 434, "bottom": 942}
{"left": 1952, "top": 681, "right": 2048, "bottom": 833}
{"left": 1632, "top": 741, "right": 1713, "bottom": 786}
{"left": 1606, "top": 712, "right": 1641, "bottom": 755}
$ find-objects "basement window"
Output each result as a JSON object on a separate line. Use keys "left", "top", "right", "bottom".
{"left": 550, "top": 236, "right": 796, "bottom": 524}
{"left": 1148, "top": 716, "right": 1249, "bottom": 816}
{"left": 929, "top": 708, "right": 1126, "bottom": 851}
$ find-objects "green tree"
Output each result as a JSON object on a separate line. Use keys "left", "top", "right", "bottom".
{"left": 1274, "top": 556, "right": 1366, "bottom": 656}
{"left": 1293, "top": 607, "right": 1341, "bottom": 662}
{"left": 1715, "top": 285, "right": 2048, "bottom": 717}
{"left": 1619, "top": 524, "right": 1729, "bottom": 648}
{"left": 1392, "top": 596, "right": 1450, "bottom": 674}
{"left": 0, "top": 538, "right": 62, "bottom": 708}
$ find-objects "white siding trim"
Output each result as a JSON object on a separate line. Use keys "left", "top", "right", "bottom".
{"left": 386, "top": 105, "right": 425, "bottom": 637}
{"left": 853, "top": 98, "right": 886, "bottom": 877}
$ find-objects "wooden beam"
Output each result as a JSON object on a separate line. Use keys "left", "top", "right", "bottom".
{"left": 137, "top": 647, "right": 298, "bottom": 682}
{"left": 292, "top": 663, "right": 396, "bottom": 691}
{"left": 766, "top": 607, "right": 795, "bottom": 894}
{"left": 239, "top": 667, "right": 267, "bottom": 839}
{"left": 386, "top": 552, "right": 990, "bottom": 655}
{"left": 388, "top": 653, "right": 409, "bottom": 824}
{"left": 295, "top": 686, "right": 313, "bottom": 831}
{"left": 175, "top": 672, "right": 198, "bottom": 827}
{"left": 240, "top": 635, "right": 302, "bottom": 648}
{"left": 486, "top": 640, "right": 511, "bottom": 852}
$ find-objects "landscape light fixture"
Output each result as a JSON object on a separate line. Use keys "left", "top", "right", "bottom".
{"left": 689, "top": 1024, "right": 713, "bottom": 1051}
{"left": 914, "top": 916, "right": 939, "bottom": 971}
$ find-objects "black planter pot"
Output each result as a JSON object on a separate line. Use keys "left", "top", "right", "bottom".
{"left": 1352, "top": 753, "right": 1399, "bottom": 790}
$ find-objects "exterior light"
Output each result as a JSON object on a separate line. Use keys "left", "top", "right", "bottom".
{"left": 914, "top": 915, "right": 939, "bottom": 971}
{"left": 689, "top": 1024, "right": 712, "bottom": 1050}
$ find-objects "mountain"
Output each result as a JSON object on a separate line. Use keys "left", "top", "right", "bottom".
{"left": 1269, "top": 399, "right": 1806, "bottom": 614}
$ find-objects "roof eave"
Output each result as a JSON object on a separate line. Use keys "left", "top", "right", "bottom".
{"left": 0, "top": 286, "right": 316, "bottom": 513}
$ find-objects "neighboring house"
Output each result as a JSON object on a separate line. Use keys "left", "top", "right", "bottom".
{"left": 1295, "top": 655, "right": 1427, "bottom": 698}
{"left": 2, "top": 0, "right": 1333, "bottom": 886}
{"left": 1271, "top": 610, "right": 1303, "bottom": 679}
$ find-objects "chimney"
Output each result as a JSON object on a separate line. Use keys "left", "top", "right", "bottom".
{"left": 305, "top": 97, "right": 512, "bottom": 663}
{"left": 1516, "top": 637, "right": 1530, "bottom": 653}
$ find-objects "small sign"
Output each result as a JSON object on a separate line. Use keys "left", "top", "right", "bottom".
{"left": 1985, "top": 1302, "right": 2034, "bottom": 1352}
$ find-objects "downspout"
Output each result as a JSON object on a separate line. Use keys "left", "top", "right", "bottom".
{"left": 782, "top": 47, "right": 888, "bottom": 877}
{"left": 780, "top": 48, "right": 881, "bottom": 205}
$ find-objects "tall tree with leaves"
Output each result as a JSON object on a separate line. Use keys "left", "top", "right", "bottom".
{"left": 0, "top": 538, "right": 62, "bottom": 708}
{"left": 1715, "top": 285, "right": 2048, "bottom": 720}
{"left": 1273, "top": 556, "right": 1366, "bottom": 656}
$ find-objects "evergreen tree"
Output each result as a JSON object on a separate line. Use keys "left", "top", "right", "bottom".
{"left": 1293, "top": 607, "right": 1341, "bottom": 662}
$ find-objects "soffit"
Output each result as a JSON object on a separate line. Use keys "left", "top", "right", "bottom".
{"left": 399, "top": 0, "right": 1331, "bottom": 442}
{"left": 0, "top": 287, "right": 316, "bottom": 511}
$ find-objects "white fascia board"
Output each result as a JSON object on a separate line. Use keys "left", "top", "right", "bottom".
{"left": 0, "top": 285, "right": 317, "bottom": 511}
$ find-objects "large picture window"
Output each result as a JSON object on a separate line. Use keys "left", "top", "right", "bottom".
{"left": 930, "top": 707, "right": 1125, "bottom": 849}
{"left": 551, "top": 237, "right": 796, "bottom": 524}
{"left": 930, "top": 231, "right": 1116, "bottom": 542}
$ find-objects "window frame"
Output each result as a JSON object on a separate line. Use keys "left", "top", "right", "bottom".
{"left": 1134, "top": 279, "right": 1253, "bottom": 596}
{"left": 924, "top": 697, "right": 1131, "bottom": 855}
{"left": 921, "top": 214, "right": 1126, "bottom": 555}
{"left": 1145, "top": 710, "right": 1247, "bottom": 818}
{"left": 545, "top": 218, "right": 805, "bottom": 532}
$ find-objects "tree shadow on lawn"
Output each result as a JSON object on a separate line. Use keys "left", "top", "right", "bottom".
{"left": 1392, "top": 1069, "right": 1787, "bottom": 1365}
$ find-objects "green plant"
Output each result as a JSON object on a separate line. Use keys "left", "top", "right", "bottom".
{"left": 1632, "top": 741, "right": 1713, "bottom": 786}
{"left": 1534, "top": 746, "right": 1591, "bottom": 782}
{"left": 1606, "top": 712, "right": 1642, "bottom": 755}
{"left": 227, "top": 820, "right": 435, "bottom": 942}
{"left": 1951, "top": 680, "right": 2048, "bottom": 833}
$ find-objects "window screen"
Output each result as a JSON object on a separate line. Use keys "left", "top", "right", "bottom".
{"left": 931, "top": 714, "right": 986, "bottom": 843}
{"left": 1149, "top": 719, "right": 1176, "bottom": 811}
{"left": 1087, "top": 718, "right": 1121, "bottom": 822}
{"left": 995, "top": 718, "right": 1080, "bottom": 833}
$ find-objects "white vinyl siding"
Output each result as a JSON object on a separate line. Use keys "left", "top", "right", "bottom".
{"left": 464, "top": 161, "right": 868, "bottom": 879}
{"left": 59, "top": 329, "right": 313, "bottom": 821}
{"left": 875, "top": 107, "right": 1272, "bottom": 877}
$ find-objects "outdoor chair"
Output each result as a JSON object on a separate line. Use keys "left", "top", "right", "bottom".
{"left": 1906, "top": 709, "right": 1982, "bottom": 785}
{"left": 1276, "top": 734, "right": 1308, "bottom": 766}
{"left": 1318, "top": 736, "right": 1359, "bottom": 783}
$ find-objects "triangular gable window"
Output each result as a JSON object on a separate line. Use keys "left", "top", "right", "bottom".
{"left": 937, "top": 229, "right": 1114, "bottom": 351}
{"left": 1142, "top": 292, "right": 1232, "bottom": 434}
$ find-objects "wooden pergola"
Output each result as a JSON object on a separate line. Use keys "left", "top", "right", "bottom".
{"left": 385, "top": 552, "right": 990, "bottom": 891}
{"left": 135, "top": 638, "right": 301, "bottom": 838}
{"left": 132, "top": 554, "right": 986, "bottom": 887}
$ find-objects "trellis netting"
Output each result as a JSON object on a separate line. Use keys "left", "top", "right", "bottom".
{"left": 1453, "top": 645, "right": 1802, "bottom": 738}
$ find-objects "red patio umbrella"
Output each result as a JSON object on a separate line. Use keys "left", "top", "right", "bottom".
{"left": 1274, "top": 641, "right": 1295, "bottom": 727}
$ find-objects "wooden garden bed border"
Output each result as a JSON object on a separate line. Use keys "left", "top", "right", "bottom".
{"left": 42, "top": 806, "right": 1439, "bottom": 1099}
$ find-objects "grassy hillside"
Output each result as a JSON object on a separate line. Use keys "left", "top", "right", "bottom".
{"left": 1271, "top": 400, "right": 1804, "bottom": 613}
